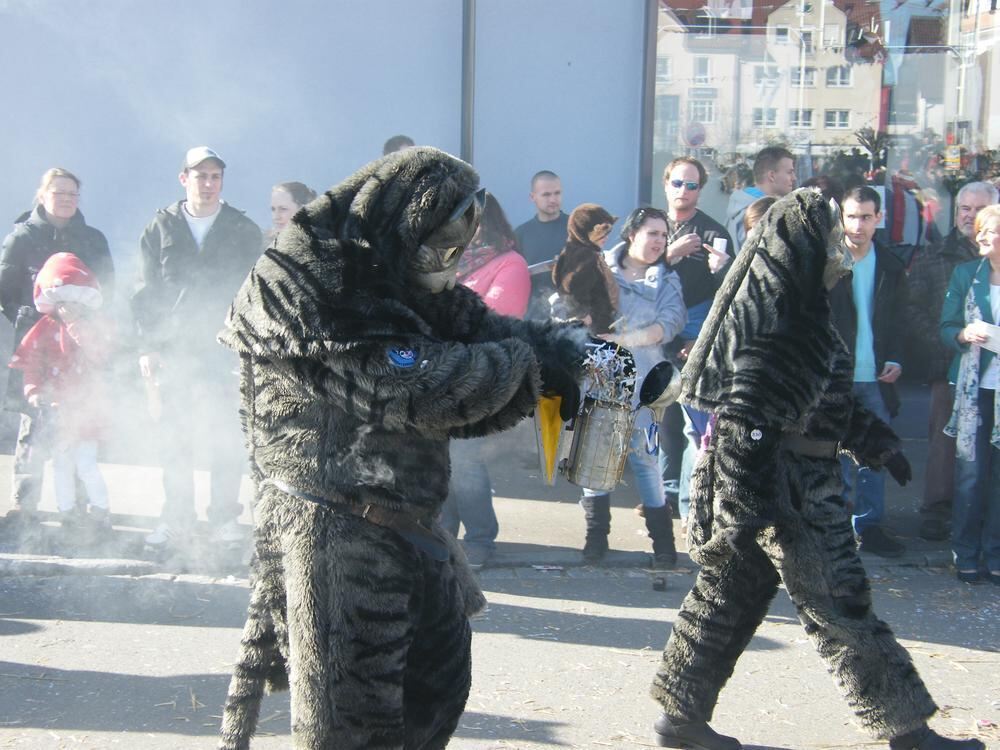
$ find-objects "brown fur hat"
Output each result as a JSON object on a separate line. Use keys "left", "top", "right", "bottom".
{"left": 552, "top": 204, "right": 620, "bottom": 334}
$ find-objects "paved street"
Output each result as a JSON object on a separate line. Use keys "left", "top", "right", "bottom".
{"left": 0, "top": 385, "right": 998, "bottom": 749}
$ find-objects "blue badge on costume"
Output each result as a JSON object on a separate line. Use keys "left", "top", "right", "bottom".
{"left": 388, "top": 347, "right": 418, "bottom": 368}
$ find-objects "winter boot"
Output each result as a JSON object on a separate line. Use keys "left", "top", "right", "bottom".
{"left": 653, "top": 714, "right": 741, "bottom": 750}
{"left": 580, "top": 494, "right": 611, "bottom": 563}
{"left": 644, "top": 504, "right": 678, "bottom": 569}
{"left": 889, "top": 726, "right": 985, "bottom": 750}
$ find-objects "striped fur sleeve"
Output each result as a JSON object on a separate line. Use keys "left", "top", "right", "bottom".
{"left": 286, "top": 336, "right": 541, "bottom": 436}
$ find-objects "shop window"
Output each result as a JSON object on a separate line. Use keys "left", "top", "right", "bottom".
{"left": 824, "top": 109, "right": 850, "bottom": 129}
{"left": 789, "top": 108, "right": 814, "bottom": 128}
{"left": 825, "top": 65, "right": 852, "bottom": 87}
{"left": 690, "top": 100, "right": 716, "bottom": 124}
{"left": 791, "top": 66, "right": 817, "bottom": 87}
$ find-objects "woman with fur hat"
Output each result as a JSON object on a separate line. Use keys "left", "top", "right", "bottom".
{"left": 9, "top": 252, "right": 114, "bottom": 531}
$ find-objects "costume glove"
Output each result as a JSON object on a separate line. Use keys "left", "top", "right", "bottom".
{"left": 885, "top": 451, "right": 912, "bottom": 486}
{"left": 539, "top": 362, "right": 581, "bottom": 421}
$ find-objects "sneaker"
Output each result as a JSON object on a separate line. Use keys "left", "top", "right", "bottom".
{"left": 918, "top": 518, "right": 949, "bottom": 542}
{"left": 210, "top": 520, "right": 245, "bottom": 545}
{"left": 463, "top": 545, "right": 493, "bottom": 570}
{"left": 58, "top": 509, "right": 81, "bottom": 530}
{"left": 652, "top": 551, "right": 678, "bottom": 570}
{"left": 0, "top": 507, "right": 38, "bottom": 532}
{"left": 88, "top": 507, "right": 112, "bottom": 530}
{"left": 858, "top": 526, "right": 906, "bottom": 558}
{"left": 145, "top": 523, "right": 174, "bottom": 546}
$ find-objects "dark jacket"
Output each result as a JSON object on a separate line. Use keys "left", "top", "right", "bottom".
{"left": 133, "top": 201, "right": 261, "bottom": 359}
{"left": 940, "top": 258, "right": 997, "bottom": 384}
{"left": 829, "top": 244, "right": 909, "bottom": 417}
{"left": 0, "top": 206, "right": 114, "bottom": 325}
{"left": 907, "top": 228, "right": 978, "bottom": 382}
{"left": 668, "top": 208, "right": 734, "bottom": 310}
{"left": 0, "top": 206, "right": 114, "bottom": 410}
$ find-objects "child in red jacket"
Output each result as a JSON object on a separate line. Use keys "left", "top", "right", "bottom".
{"left": 9, "top": 252, "right": 113, "bottom": 528}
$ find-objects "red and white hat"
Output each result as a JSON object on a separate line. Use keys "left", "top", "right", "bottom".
{"left": 33, "top": 252, "right": 102, "bottom": 315}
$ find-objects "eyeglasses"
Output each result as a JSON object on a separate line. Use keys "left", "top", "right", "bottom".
{"left": 669, "top": 180, "right": 700, "bottom": 191}
{"left": 49, "top": 191, "right": 80, "bottom": 199}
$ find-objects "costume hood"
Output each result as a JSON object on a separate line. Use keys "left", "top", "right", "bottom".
{"left": 566, "top": 203, "right": 616, "bottom": 247}
{"left": 34, "top": 252, "right": 102, "bottom": 314}
{"left": 681, "top": 189, "right": 840, "bottom": 427}
{"left": 221, "top": 147, "right": 481, "bottom": 360}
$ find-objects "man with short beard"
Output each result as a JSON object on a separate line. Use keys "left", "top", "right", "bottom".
{"left": 907, "top": 181, "right": 998, "bottom": 541}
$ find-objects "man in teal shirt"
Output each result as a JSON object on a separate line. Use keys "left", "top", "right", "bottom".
{"left": 830, "top": 186, "right": 910, "bottom": 557}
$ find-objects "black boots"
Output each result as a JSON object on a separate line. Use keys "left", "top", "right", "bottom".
{"left": 653, "top": 714, "right": 741, "bottom": 750}
{"left": 580, "top": 494, "right": 611, "bottom": 562}
{"left": 889, "top": 726, "right": 985, "bottom": 750}
{"left": 644, "top": 504, "right": 677, "bottom": 569}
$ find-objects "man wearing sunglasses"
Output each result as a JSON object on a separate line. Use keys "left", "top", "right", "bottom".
{"left": 659, "top": 157, "right": 735, "bottom": 531}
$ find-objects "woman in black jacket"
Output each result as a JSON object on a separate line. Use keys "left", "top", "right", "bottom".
{"left": 0, "top": 167, "right": 114, "bottom": 532}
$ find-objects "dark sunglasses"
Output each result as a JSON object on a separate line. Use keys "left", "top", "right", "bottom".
{"left": 669, "top": 179, "right": 700, "bottom": 191}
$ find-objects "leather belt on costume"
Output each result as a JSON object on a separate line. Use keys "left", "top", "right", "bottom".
{"left": 259, "top": 478, "right": 449, "bottom": 562}
{"left": 782, "top": 434, "right": 840, "bottom": 459}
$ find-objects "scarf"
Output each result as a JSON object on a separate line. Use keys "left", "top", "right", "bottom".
{"left": 943, "top": 260, "right": 1000, "bottom": 461}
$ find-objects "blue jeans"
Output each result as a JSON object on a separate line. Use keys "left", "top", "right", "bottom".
{"left": 584, "top": 427, "right": 665, "bottom": 508}
{"left": 440, "top": 436, "right": 498, "bottom": 552}
{"left": 676, "top": 406, "right": 711, "bottom": 521}
{"left": 953, "top": 389, "right": 1000, "bottom": 572}
{"left": 840, "top": 381, "right": 889, "bottom": 535}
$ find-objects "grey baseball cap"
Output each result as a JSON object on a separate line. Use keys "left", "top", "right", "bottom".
{"left": 182, "top": 146, "right": 226, "bottom": 170}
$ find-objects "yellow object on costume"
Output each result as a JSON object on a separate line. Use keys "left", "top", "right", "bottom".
{"left": 535, "top": 395, "right": 564, "bottom": 485}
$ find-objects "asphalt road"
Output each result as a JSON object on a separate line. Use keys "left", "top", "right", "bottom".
{"left": 0, "top": 385, "right": 997, "bottom": 749}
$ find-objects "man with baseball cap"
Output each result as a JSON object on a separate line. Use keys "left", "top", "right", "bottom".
{"left": 133, "top": 146, "right": 262, "bottom": 549}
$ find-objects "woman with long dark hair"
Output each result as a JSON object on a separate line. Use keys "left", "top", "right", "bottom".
{"left": 555, "top": 206, "right": 687, "bottom": 567}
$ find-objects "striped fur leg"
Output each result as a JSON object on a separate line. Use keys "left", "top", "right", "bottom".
{"left": 775, "top": 470, "right": 936, "bottom": 739}
{"left": 651, "top": 544, "right": 780, "bottom": 721}
{"left": 219, "top": 575, "right": 283, "bottom": 750}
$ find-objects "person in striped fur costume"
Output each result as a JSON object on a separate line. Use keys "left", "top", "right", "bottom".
{"left": 649, "top": 189, "right": 983, "bottom": 750}
{"left": 215, "top": 147, "right": 589, "bottom": 749}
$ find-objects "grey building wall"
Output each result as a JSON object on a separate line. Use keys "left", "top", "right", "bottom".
{"left": 0, "top": 0, "right": 464, "bottom": 279}
{"left": 473, "top": 0, "right": 647, "bottom": 229}
{"left": 0, "top": 0, "right": 647, "bottom": 278}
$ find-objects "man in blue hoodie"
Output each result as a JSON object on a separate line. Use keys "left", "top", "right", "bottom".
{"left": 726, "top": 146, "right": 796, "bottom": 253}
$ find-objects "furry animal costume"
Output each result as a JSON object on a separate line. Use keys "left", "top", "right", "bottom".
{"left": 650, "top": 190, "right": 936, "bottom": 741}
{"left": 552, "top": 204, "right": 619, "bottom": 333}
{"left": 217, "top": 148, "right": 587, "bottom": 750}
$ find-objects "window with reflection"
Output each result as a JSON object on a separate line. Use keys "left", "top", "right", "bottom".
{"left": 649, "top": 0, "right": 1000, "bottom": 255}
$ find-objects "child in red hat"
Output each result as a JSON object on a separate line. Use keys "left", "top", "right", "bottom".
{"left": 9, "top": 252, "right": 114, "bottom": 529}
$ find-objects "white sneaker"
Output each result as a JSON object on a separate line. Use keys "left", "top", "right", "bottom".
{"left": 210, "top": 520, "right": 245, "bottom": 545}
{"left": 145, "top": 523, "right": 173, "bottom": 546}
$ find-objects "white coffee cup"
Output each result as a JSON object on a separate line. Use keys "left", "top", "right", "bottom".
{"left": 712, "top": 237, "right": 728, "bottom": 255}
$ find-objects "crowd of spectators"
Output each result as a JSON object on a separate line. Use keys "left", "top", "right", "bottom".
{"left": 0, "top": 137, "right": 997, "bottom": 584}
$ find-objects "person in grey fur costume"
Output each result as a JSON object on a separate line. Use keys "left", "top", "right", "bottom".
{"left": 649, "top": 190, "right": 984, "bottom": 750}
{"left": 215, "top": 147, "right": 589, "bottom": 750}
